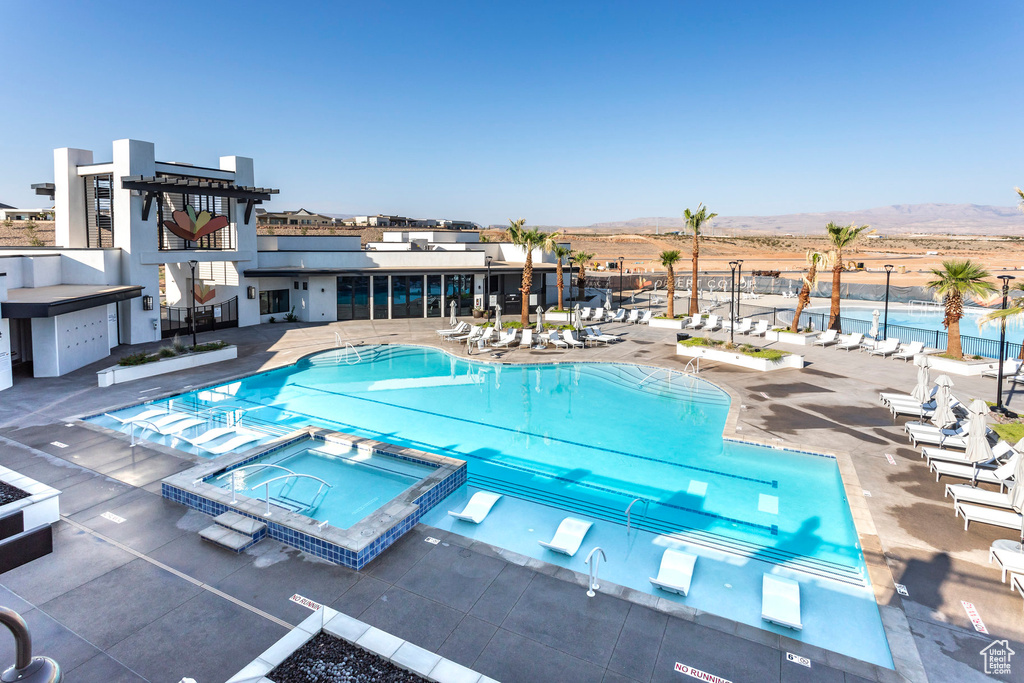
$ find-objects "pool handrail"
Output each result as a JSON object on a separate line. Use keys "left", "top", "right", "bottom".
{"left": 256, "top": 472, "right": 333, "bottom": 515}
{"left": 216, "top": 463, "right": 298, "bottom": 503}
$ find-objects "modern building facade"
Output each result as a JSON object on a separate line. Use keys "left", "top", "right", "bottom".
{"left": 0, "top": 139, "right": 567, "bottom": 389}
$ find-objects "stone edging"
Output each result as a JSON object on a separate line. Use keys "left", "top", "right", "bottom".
{"left": 226, "top": 605, "right": 497, "bottom": 683}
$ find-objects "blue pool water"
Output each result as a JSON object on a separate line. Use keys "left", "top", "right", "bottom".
{"left": 806, "top": 304, "right": 996, "bottom": 339}
{"left": 208, "top": 439, "right": 435, "bottom": 529}
{"left": 94, "top": 344, "right": 892, "bottom": 668}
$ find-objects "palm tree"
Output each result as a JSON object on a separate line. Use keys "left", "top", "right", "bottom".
{"left": 683, "top": 204, "right": 718, "bottom": 315}
{"left": 823, "top": 222, "right": 873, "bottom": 331}
{"left": 927, "top": 259, "right": 995, "bottom": 359}
{"left": 659, "top": 250, "right": 683, "bottom": 318}
{"left": 790, "top": 251, "right": 824, "bottom": 333}
{"left": 570, "top": 250, "right": 594, "bottom": 306}
{"left": 552, "top": 245, "right": 571, "bottom": 310}
{"left": 507, "top": 219, "right": 557, "bottom": 326}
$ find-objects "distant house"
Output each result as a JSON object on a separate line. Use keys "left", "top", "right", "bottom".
{"left": 257, "top": 208, "right": 335, "bottom": 227}
{"left": 338, "top": 215, "right": 479, "bottom": 230}
{"left": 0, "top": 207, "right": 52, "bottom": 221}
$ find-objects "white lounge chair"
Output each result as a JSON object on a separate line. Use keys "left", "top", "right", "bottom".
{"left": 451, "top": 325, "right": 481, "bottom": 342}
{"left": 140, "top": 413, "right": 201, "bottom": 432}
{"left": 812, "top": 330, "right": 839, "bottom": 347}
{"left": 868, "top": 338, "right": 901, "bottom": 357}
{"left": 538, "top": 517, "right": 593, "bottom": 556}
{"left": 990, "top": 541, "right": 1024, "bottom": 583}
{"left": 955, "top": 502, "right": 1023, "bottom": 531}
{"left": 684, "top": 315, "right": 704, "bottom": 330}
{"left": 703, "top": 315, "right": 721, "bottom": 332}
{"left": 448, "top": 491, "right": 502, "bottom": 523}
{"left": 649, "top": 549, "right": 698, "bottom": 596}
{"left": 982, "top": 359, "right": 1023, "bottom": 379}
{"left": 586, "top": 327, "right": 620, "bottom": 344}
{"left": 437, "top": 321, "right": 470, "bottom": 338}
{"left": 836, "top": 333, "right": 863, "bottom": 351}
{"left": 924, "top": 440, "right": 1015, "bottom": 466}
{"left": 733, "top": 319, "right": 752, "bottom": 335}
{"left": 141, "top": 416, "right": 207, "bottom": 436}
{"left": 638, "top": 311, "right": 653, "bottom": 325}
{"left": 590, "top": 307, "right": 605, "bottom": 321}
{"left": 520, "top": 328, "right": 535, "bottom": 348}
{"left": 580, "top": 307, "right": 592, "bottom": 321}
{"left": 944, "top": 483, "right": 1016, "bottom": 510}
{"left": 196, "top": 432, "right": 263, "bottom": 455}
{"left": 492, "top": 329, "right": 518, "bottom": 348}
{"left": 880, "top": 385, "right": 938, "bottom": 406}
{"left": 106, "top": 407, "right": 169, "bottom": 425}
{"left": 626, "top": 310, "right": 641, "bottom": 324}
{"left": 761, "top": 574, "right": 802, "bottom": 630}
{"left": 749, "top": 320, "right": 769, "bottom": 337}
{"left": 549, "top": 330, "right": 569, "bottom": 349}
{"left": 185, "top": 426, "right": 244, "bottom": 447}
{"left": 1012, "top": 574, "right": 1024, "bottom": 607}
{"left": 931, "top": 452, "right": 1018, "bottom": 491}
{"left": 892, "top": 341, "right": 925, "bottom": 362}
{"left": 562, "top": 330, "right": 585, "bottom": 349}
{"left": 608, "top": 309, "right": 626, "bottom": 323}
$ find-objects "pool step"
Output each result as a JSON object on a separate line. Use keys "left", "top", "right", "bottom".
{"left": 199, "top": 511, "right": 267, "bottom": 553}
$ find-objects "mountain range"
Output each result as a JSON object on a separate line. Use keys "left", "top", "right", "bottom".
{"left": 559, "top": 203, "right": 1024, "bottom": 236}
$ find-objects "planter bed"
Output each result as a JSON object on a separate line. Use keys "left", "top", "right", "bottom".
{"left": 97, "top": 344, "right": 237, "bottom": 387}
{"left": 676, "top": 342, "right": 805, "bottom": 372}
{"left": 650, "top": 317, "right": 687, "bottom": 330}
{"left": 763, "top": 330, "right": 820, "bottom": 346}
{"left": 0, "top": 465, "right": 60, "bottom": 529}
{"left": 923, "top": 354, "right": 999, "bottom": 377}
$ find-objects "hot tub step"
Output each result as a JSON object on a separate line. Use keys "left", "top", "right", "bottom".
{"left": 199, "top": 524, "right": 262, "bottom": 553}
{"left": 213, "top": 510, "right": 267, "bottom": 537}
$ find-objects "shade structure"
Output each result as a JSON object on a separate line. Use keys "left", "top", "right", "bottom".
{"left": 870, "top": 310, "right": 880, "bottom": 339}
{"left": 963, "top": 399, "right": 993, "bottom": 464}
{"left": 494, "top": 304, "right": 502, "bottom": 332}
{"left": 449, "top": 300, "right": 458, "bottom": 326}
{"left": 930, "top": 375, "right": 957, "bottom": 429}
{"left": 911, "top": 355, "right": 931, "bottom": 402}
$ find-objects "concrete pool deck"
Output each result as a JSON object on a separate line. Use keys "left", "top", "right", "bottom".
{"left": 1, "top": 315, "right": 1021, "bottom": 681}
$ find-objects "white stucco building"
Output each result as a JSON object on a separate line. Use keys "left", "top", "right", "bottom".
{"left": 0, "top": 139, "right": 568, "bottom": 389}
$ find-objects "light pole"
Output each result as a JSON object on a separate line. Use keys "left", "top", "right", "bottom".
{"left": 883, "top": 264, "right": 894, "bottom": 340}
{"left": 618, "top": 256, "right": 624, "bottom": 308}
{"left": 187, "top": 259, "right": 198, "bottom": 348}
{"left": 996, "top": 275, "right": 1016, "bottom": 414}
{"left": 729, "top": 261, "right": 738, "bottom": 344}
{"left": 485, "top": 255, "right": 493, "bottom": 320}
{"left": 567, "top": 255, "right": 575, "bottom": 309}
{"left": 735, "top": 260, "right": 743, "bottom": 321}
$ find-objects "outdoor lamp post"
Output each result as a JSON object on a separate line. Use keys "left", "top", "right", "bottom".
{"left": 187, "top": 259, "right": 198, "bottom": 348}
{"left": 485, "top": 255, "right": 493, "bottom": 319}
{"left": 995, "top": 275, "right": 1016, "bottom": 414}
{"left": 883, "top": 264, "right": 894, "bottom": 340}
{"left": 567, "top": 255, "right": 575, "bottom": 308}
{"left": 729, "top": 261, "right": 738, "bottom": 344}
{"left": 735, "top": 260, "right": 744, "bottom": 321}
{"left": 618, "top": 256, "right": 624, "bottom": 307}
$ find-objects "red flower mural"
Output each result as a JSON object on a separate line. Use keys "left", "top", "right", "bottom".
{"left": 193, "top": 283, "right": 216, "bottom": 304}
{"left": 163, "top": 205, "right": 229, "bottom": 242}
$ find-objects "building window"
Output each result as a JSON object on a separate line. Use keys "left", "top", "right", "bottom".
{"left": 84, "top": 173, "right": 114, "bottom": 248}
{"left": 260, "top": 289, "right": 290, "bottom": 315}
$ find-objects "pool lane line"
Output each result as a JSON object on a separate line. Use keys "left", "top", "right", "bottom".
{"left": 289, "top": 382, "right": 780, "bottom": 489}
{"left": 60, "top": 515, "right": 294, "bottom": 631}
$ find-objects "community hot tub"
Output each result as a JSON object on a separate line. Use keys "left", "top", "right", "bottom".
{"left": 162, "top": 429, "right": 465, "bottom": 569}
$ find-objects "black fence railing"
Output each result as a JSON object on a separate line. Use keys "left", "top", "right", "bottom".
{"left": 161, "top": 296, "right": 239, "bottom": 339}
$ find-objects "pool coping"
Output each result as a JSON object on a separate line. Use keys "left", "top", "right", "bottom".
{"left": 72, "top": 338, "right": 925, "bottom": 681}
{"left": 161, "top": 427, "right": 466, "bottom": 569}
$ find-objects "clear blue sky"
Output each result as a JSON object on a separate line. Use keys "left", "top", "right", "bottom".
{"left": 1, "top": 1, "right": 1021, "bottom": 226}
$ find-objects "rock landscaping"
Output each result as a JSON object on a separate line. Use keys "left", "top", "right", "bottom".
{"left": 269, "top": 633, "right": 428, "bottom": 683}
{"left": 0, "top": 480, "right": 29, "bottom": 506}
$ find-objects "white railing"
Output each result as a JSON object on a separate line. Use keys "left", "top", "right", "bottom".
{"left": 584, "top": 547, "right": 607, "bottom": 597}
{"left": 625, "top": 498, "right": 650, "bottom": 536}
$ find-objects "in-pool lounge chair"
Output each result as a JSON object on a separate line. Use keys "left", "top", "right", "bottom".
{"left": 836, "top": 333, "right": 863, "bottom": 351}
{"left": 141, "top": 416, "right": 207, "bottom": 436}
{"left": 762, "top": 574, "right": 802, "bottom": 631}
{"left": 955, "top": 502, "right": 1023, "bottom": 531}
{"left": 538, "top": 517, "right": 593, "bottom": 556}
{"left": 106, "top": 407, "right": 169, "bottom": 425}
{"left": 196, "top": 432, "right": 263, "bottom": 455}
{"left": 649, "top": 549, "right": 698, "bottom": 596}
{"left": 812, "top": 329, "right": 839, "bottom": 347}
{"left": 990, "top": 540, "right": 1024, "bottom": 583}
{"left": 448, "top": 491, "right": 502, "bottom": 524}
{"left": 185, "top": 426, "right": 244, "bottom": 448}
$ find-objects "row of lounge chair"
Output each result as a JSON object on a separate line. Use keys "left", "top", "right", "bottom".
{"left": 813, "top": 329, "right": 924, "bottom": 360}
{"left": 447, "top": 491, "right": 803, "bottom": 630}
{"left": 437, "top": 322, "right": 622, "bottom": 349}
{"left": 683, "top": 315, "right": 770, "bottom": 337}
{"left": 879, "top": 388, "right": 1024, "bottom": 607}
{"left": 106, "top": 408, "right": 263, "bottom": 455}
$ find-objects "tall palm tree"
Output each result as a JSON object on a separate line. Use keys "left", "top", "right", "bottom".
{"left": 790, "top": 251, "right": 824, "bottom": 333}
{"left": 823, "top": 222, "right": 873, "bottom": 331}
{"left": 683, "top": 204, "right": 718, "bottom": 315}
{"left": 507, "top": 219, "right": 556, "bottom": 326}
{"left": 552, "top": 245, "right": 571, "bottom": 310}
{"left": 570, "top": 250, "right": 594, "bottom": 306}
{"left": 927, "top": 259, "right": 995, "bottom": 359}
{"left": 659, "top": 250, "right": 683, "bottom": 318}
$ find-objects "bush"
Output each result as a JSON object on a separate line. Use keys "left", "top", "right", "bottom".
{"left": 678, "top": 336, "right": 788, "bottom": 361}
{"left": 269, "top": 316, "right": 277, "bottom": 323}
{"left": 171, "top": 334, "right": 187, "bottom": 354}
{"left": 192, "top": 341, "right": 228, "bottom": 353}
{"left": 284, "top": 307, "right": 299, "bottom": 322}
{"left": 158, "top": 347, "right": 176, "bottom": 358}
{"left": 118, "top": 351, "right": 154, "bottom": 366}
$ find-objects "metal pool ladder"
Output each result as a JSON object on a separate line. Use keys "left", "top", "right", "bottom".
{"left": 334, "top": 333, "right": 362, "bottom": 365}
{"left": 625, "top": 497, "right": 649, "bottom": 536}
{"left": 584, "top": 547, "right": 607, "bottom": 598}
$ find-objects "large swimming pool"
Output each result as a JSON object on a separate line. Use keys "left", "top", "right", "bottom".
{"left": 94, "top": 344, "right": 892, "bottom": 668}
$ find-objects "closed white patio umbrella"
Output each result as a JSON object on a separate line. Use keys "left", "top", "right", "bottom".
{"left": 869, "top": 310, "right": 880, "bottom": 340}
{"left": 449, "top": 300, "right": 458, "bottom": 326}
{"left": 930, "top": 375, "right": 957, "bottom": 429}
{"left": 494, "top": 304, "right": 502, "bottom": 332}
{"left": 573, "top": 304, "right": 583, "bottom": 331}
{"left": 963, "top": 399, "right": 993, "bottom": 464}
{"left": 911, "top": 355, "right": 931, "bottom": 403}
{"left": 535, "top": 306, "right": 544, "bottom": 337}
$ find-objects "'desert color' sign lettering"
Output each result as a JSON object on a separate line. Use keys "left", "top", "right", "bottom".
{"left": 674, "top": 662, "right": 732, "bottom": 683}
